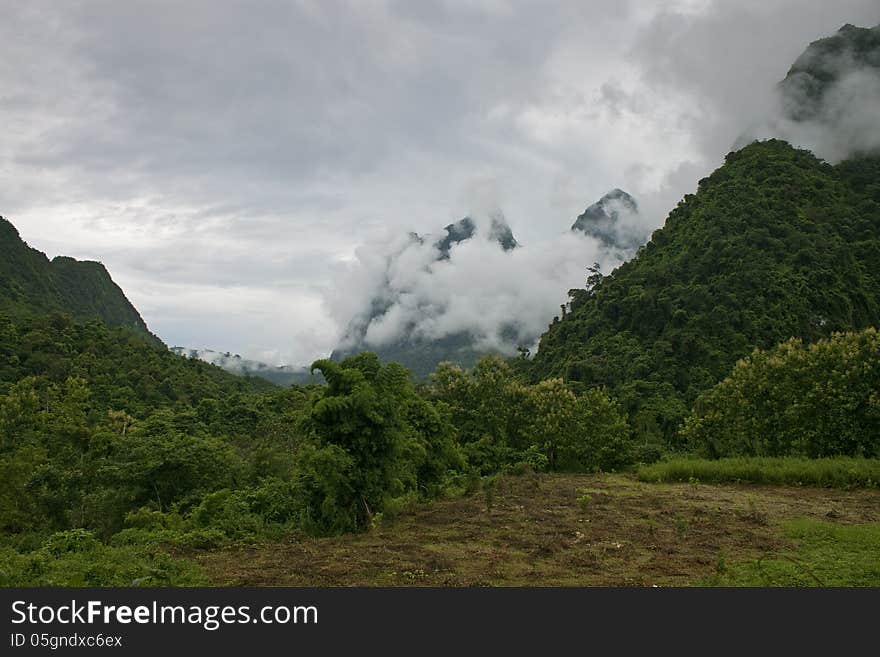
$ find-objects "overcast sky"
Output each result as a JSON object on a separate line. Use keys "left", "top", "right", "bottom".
{"left": 2, "top": 0, "right": 878, "bottom": 365}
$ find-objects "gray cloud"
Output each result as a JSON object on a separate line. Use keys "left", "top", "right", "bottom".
{"left": 1, "top": 1, "right": 877, "bottom": 365}
{"left": 628, "top": 0, "right": 880, "bottom": 165}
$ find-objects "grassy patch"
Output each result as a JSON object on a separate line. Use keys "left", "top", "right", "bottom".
{"left": 0, "top": 530, "right": 207, "bottom": 586}
{"left": 703, "top": 520, "right": 880, "bottom": 586}
{"left": 638, "top": 457, "right": 880, "bottom": 488}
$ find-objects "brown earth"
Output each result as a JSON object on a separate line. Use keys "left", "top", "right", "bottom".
{"left": 196, "top": 473, "right": 880, "bottom": 586}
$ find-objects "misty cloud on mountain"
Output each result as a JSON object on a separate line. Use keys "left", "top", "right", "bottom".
{"left": 755, "top": 24, "right": 880, "bottom": 161}
{"left": 570, "top": 189, "right": 648, "bottom": 255}
{"left": 327, "top": 200, "right": 645, "bottom": 374}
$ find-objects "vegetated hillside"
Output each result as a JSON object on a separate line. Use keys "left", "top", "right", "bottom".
{"left": 0, "top": 216, "right": 158, "bottom": 343}
{"left": 334, "top": 331, "right": 495, "bottom": 381}
{"left": 531, "top": 140, "right": 880, "bottom": 443}
{"left": 0, "top": 312, "right": 276, "bottom": 415}
{"left": 0, "top": 217, "right": 275, "bottom": 410}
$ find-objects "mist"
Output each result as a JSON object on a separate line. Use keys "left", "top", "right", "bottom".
{"left": 327, "top": 210, "right": 641, "bottom": 357}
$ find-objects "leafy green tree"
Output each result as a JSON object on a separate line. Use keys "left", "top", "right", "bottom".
{"left": 431, "top": 356, "right": 633, "bottom": 472}
{"left": 101, "top": 408, "right": 244, "bottom": 521}
{"left": 683, "top": 328, "right": 880, "bottom": 458}
{"left": 296, "top": 354, "right": 462, "bottom": 533}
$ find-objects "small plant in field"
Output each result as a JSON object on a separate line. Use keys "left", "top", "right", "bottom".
{"left": 401, "top": 569, "right": 428, "bottom": 581}
{"left": 464, "top": 473, "right": 482, "bottom": 496}
{"left": 674, "top": 515, "right": 690, "bottom": 539}
{"left": 483, "top": 475, "right": 498, "bottom": 511}
{"left": 577, "top": 494, "right": 593, "bottom": 511}
{"left": 530, "top": 471, "right": 542, "bottom": 491}
{"left": 504, "top": 461, "right": 533, "bottom": 476}
{"left": 744, "top": 496, "right": 768, "bottom": 525}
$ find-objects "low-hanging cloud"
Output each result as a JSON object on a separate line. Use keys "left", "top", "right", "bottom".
{"left": 327, "top": 212, "right": 632, "bottom": 356}
{"left": 628, "top": 1, "right": 880, "bottom": 168}
{"left": 751, "top": 60, "right": 880, "bottom": 161}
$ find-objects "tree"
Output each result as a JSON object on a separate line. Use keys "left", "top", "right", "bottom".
{"left": 682, "top": 328, "right": 880, "bottom": 458}
{"left": 297, "top": 354, "right": 462, "bottom": 533}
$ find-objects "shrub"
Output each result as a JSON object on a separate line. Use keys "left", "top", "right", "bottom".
{"left": 430, "top": 356, "right": 634, "bottom": 473}
{"left": 682, "top": 329, "right": 880, "bottom": 458}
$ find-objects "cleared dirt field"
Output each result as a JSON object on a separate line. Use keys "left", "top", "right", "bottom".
{"left": 198, "top": 473, "right": 880, "bottom": 586}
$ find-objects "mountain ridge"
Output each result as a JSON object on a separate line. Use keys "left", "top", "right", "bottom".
{"left": 0, "top": 216, "right": 159, "bottom": 344}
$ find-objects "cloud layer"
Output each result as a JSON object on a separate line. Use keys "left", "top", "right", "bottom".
{"left": 1, "top": 1, "right": 877, "bottom": 365}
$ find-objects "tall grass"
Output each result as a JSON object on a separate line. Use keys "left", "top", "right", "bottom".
{"left": 637, "top": 456, "right": 880, "bottom": 488}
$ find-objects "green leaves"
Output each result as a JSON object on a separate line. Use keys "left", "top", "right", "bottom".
{"left": 430, "top": 356, "right": 634, "bottom": 473}
{"left": 296, "top": 354, "right": 463, "bottom": 533}
{"left": 683, "top": 328, "right": 880, "bottom": 458}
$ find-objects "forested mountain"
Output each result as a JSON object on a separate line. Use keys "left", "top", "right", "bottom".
{"left": 0, "top": 217, "right": 158, "bottom": 343}
{"left": 333, "top": 330, "right": 492, "bottom": 380}
{"left": 0, "top": 216, "right": 274, "bottom": 408}
{"left": 530, "top": 140, "right": 880, "bottom": 443}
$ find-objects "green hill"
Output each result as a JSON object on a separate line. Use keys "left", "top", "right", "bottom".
{"left": 530, "top": 140, "right": 880, "bottom": 443}
{"left": 0, "top": 216, "right": 275, "bottom": 409}
{"left": 0, "top": 216, "right": 157, "bottom": 342}
{"left": 0, "top": 312, "right": 276, "bottom": 415}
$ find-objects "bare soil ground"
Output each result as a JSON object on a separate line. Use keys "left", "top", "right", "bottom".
{"left": 197, "top": 473, "right": 880, "bottom": 586}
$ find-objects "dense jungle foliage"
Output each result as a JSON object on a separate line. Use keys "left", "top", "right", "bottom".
{"left": 0, "top": 337, "right": 628, "bottom": 583}
{"left": 0, "top": 219, "right": 635, "bottom": 582}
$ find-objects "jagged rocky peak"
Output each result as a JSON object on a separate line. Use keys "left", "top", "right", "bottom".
{"left": 434, "top": 212, "right": 518, "bottom": 259}
{"left": 435, "top": 217, "right": 476, "bottom": 260}
{"left": 571, "top": 189, "right": 640, "bottom": 250}
{"left": 779, "top": 23, "right": 880, "bottom": 122}
{"left": 488, "top": 212, "right": 519, "bottom": 252}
